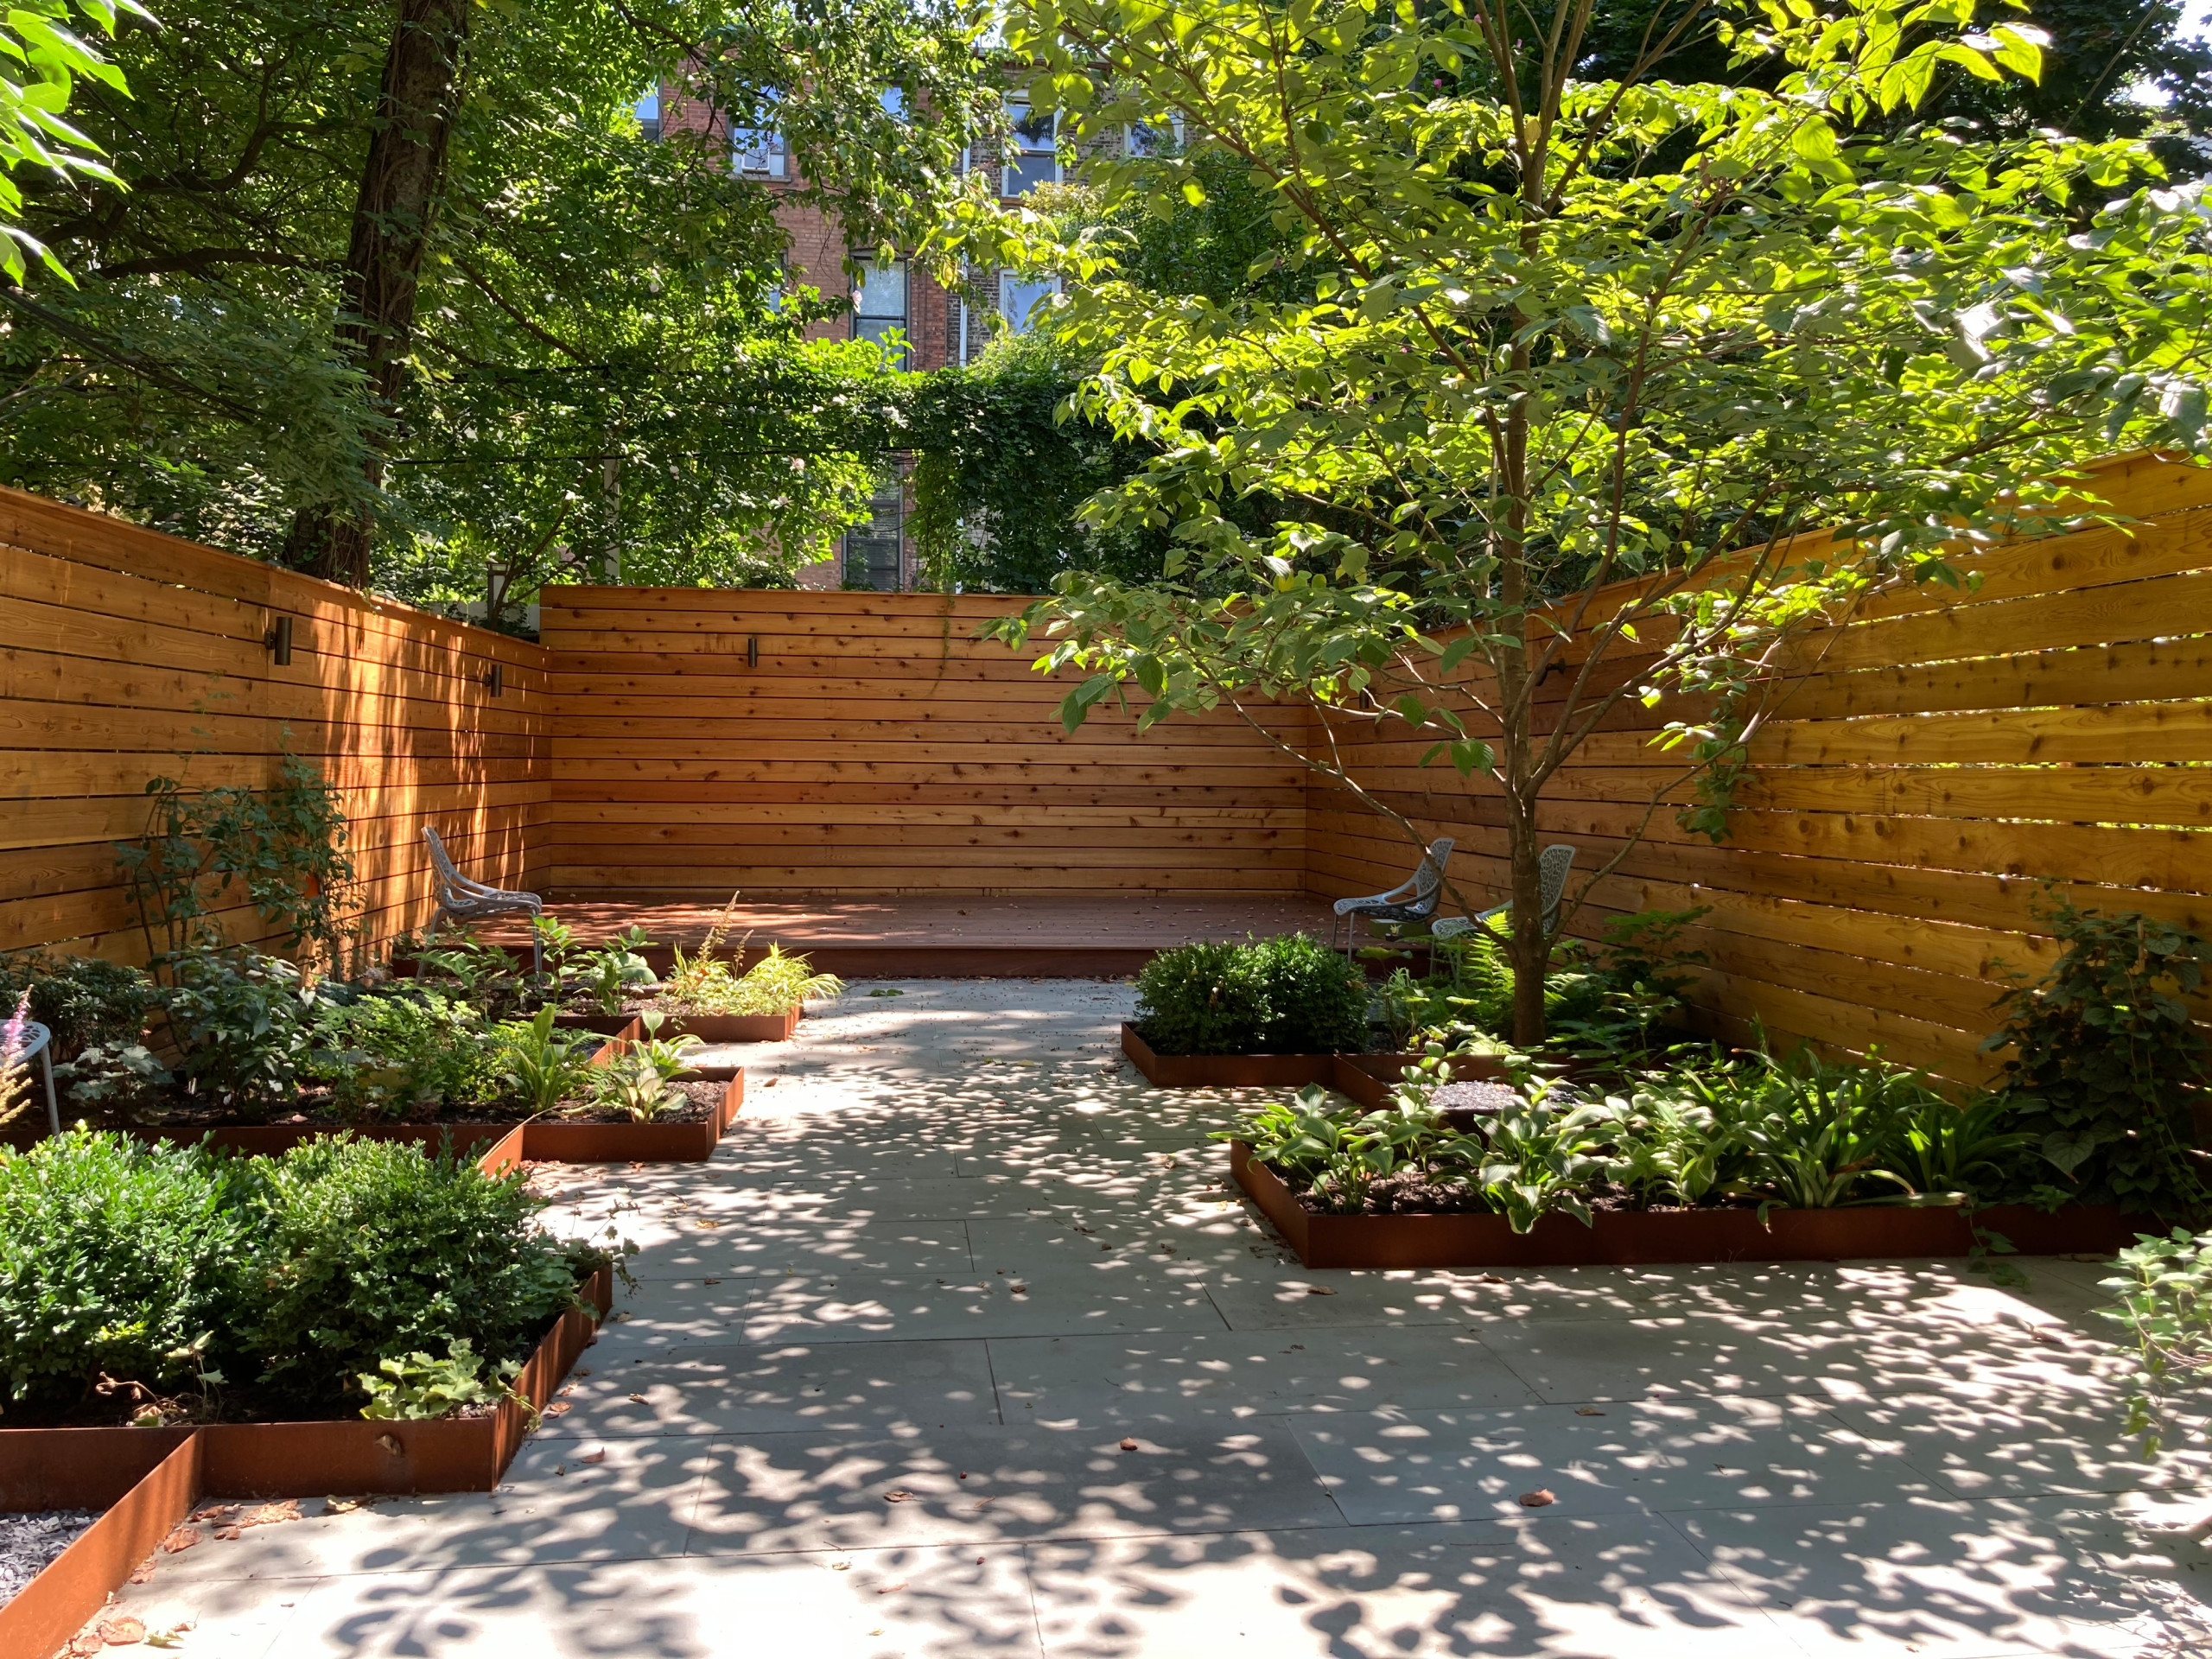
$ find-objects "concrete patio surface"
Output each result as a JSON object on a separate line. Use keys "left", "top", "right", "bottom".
{"left": 99, "top": 982, "right": 2212, "bottom": 1656}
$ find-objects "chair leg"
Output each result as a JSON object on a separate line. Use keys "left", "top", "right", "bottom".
{"left": 41, "top": 1048, "right": 59, "bottom": 1135}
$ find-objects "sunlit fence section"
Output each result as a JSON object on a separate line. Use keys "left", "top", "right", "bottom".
{"left": 1306, "top": 454, "right": 2212, "bottom": 1081}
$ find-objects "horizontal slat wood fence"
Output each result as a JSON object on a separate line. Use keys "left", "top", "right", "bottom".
{"left": 1306, "top": 454, "right": 2212, "bottom": 1082}
{"left": 538, "top": 589, "right": 1309, "bottom": 895}
{"left": 9, "top": 454, "right": 2209, "bottom": 1089}
{"left": 0, "top": 488, "right": 550, "bottom": 965}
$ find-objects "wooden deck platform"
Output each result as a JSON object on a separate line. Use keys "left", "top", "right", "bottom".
{"left": 504, "top": 893, "right": 1344, "bottom": 977}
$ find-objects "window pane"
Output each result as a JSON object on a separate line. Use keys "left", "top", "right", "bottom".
{"left": 733, "top": 127, "right": 785, "bottom": 176}
{"left": 1002, "top": 99, "right": 1057, "bottom": 194}
{"left": 636, "top": 87, "right": 661, "bottom": 143}
{"left": 853, "top": 260, "right": 906, "bottom": 320}
{"left": 844, "top": 471, "right": 904, "bottom": 590}
{"left": 999, "top": 273, "right": 1058, "bottom": 334}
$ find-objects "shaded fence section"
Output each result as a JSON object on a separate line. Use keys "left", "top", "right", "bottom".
{"left": 537, "top": 588, "right": 1306, "bottom": 896}
{"left": 1306, "top": 454, "right": 2212, "bottom": 1082}
{"left": 0, "top": 488, "right": 550, "bottom": 964}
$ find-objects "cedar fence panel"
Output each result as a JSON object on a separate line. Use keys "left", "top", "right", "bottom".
{"left": 0, "top": 488, "right": 550, "bottom": 966}
{"left": 538, "top": 588, "right": 1309, "bottom": 897}
{"left": 1305, "top": 454, "right": 2212, "bottom": 1082}
{"left": 4, "top": 453, "right": 2208, "bottom": 1090}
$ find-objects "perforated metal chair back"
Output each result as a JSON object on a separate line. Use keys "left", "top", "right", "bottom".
{"left": 4, "top": 1018, "right": 59, "bottom": 1135}
{"left": 1410, "top": 838, "right": 1455, "bottom": 904}
{"left": 1535, "top": 842, "right": 1578, "bottom": 934}
{"left": 418, "top": 825, "right": 544, "bottom": 974}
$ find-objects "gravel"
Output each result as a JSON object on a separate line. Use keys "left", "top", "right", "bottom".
{"left": 0, "top": 1510, "right": 97, "bottom": 1606}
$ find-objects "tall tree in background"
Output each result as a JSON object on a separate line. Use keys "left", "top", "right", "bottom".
{"left": 1, "top": 0, "right": 995, "bottom": 594}
{"left": 1577, "top": 0, "right": 2211, "bottom": 165}
{"left": 283, "top": 0, "right": 467, "bottom": 584}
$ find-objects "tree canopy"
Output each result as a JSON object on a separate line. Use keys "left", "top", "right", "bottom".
{"left": 1, "top": 0, "right": 992, "bottom": 605}
{"left": 948, "top": 0, "right": 2212, "bottom": 1039}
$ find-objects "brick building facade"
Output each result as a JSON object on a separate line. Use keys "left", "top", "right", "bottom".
{"left": 644, "top": 81, "right": 1067, "bottom": 590}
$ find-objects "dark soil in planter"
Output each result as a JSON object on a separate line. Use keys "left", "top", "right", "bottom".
{"left": 37, "top": 1075, "right": 723, "bottom": 1137}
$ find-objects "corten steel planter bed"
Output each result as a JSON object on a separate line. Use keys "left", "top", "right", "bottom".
{"left": 1119, "top": 1023, "right": 1468, "bottom": 1100}
{"left": 5, "top": 1038, "right": 746, "bottom": 1163}
{"left": 1230, "top": 1141, "right": 2151, "bottom": 1270}
{"left": 0, "top": 1266, "right": 612, "bottom": 1656}
{"left": 558, "top": 1007, "right": 799, "bottom": 1043}
{"left": 0, "top": 1433, "right": 200, "bottom": 1659}
{"left": 0, "top": 1265, "right": 612, "bottom": 1504}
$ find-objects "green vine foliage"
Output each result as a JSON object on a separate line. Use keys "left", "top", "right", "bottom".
{"left": 1984, "top": 897, "right": 2212, "bottom": 1220}
{"left": 116, "top": 753, "right": 357, "bottom": 964}
{"left": 909, "top": 328, "right": 1166, "bottom": 594}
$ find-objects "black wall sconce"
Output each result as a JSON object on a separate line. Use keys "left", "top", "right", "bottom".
{"left": 485, "top": 662, "right": 505, "bottom": 697}
{"left": 265, "top": 615, "right": 294, "bottom": 664}
{"left": 747, "top": 635, "right": 760, "bottom": 668}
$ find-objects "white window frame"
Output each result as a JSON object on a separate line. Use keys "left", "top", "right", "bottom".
{"left": 997, "top": 270, "right": 1060, "bottom": 335}
{"left": 732, "top": 92, "right": 785, "bottom": 178}
{"left": 853, "top": 257, "right": 910, "bottom": 364}
{"left": 1002, "top": 98, "right": 1058, "bottom": 196}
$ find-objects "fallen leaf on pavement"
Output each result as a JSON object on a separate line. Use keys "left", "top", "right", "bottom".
{"left": 1574, "top": 1408, "right": 1606, "bottom": 1417}
{"left": 628, "top": 1393, "right": 648, "bottom": 1403}
{"left": 99, "top": 1615, "right": 146, "bottom": 1644}
{"left": 884, "top": 1490, "right": 914, "bottom": 1503}
{"left": 544, "top": 1402, "right": 571, "bottom": 1415}
{"left": 162, "top": 1528, "right": 200, "bottom": 1553}
{"left": 579, "top": 1447, "right": 607, "bottom": 1465}
{"left": 1305, "top": 1286, "right": 1337, "bottom": 1296}
{"left": 1518, "top": 1490, "right": 1556, "bottom": 1508}
{"left": 1119, "top": 1438, "right": 1139, "bottom": 1451}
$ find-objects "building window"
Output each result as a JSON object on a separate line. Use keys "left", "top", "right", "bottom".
{"left": 853, "top": 257, "right": 908, "bottom": 362}
{"left": 635, "top": 87, "right": 662, "bottom": 143}
{"left": 843, "top": 468, "right": 904, "bottom": 591}
{"left": 1125, "top": 114, "right": 1182, "bottom": 157}
{"left": 880, "top": 86, "right": 907, "bottom": 119}
{"left": 998, "top": 271, "right": 1058, "bottom": 335}
{"left": 1003, "top": 98, "right": 1058, "bottom": 195}
{"left": 733, "top": 92, "right": 785, "bottom": 177}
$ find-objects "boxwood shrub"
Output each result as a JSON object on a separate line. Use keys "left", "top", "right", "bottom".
{"left": 0, "top": 1130, "right": 590, "bottom": 1420}
{"left": 1135, "top": 933, "right": 1368, "bottom": 1055}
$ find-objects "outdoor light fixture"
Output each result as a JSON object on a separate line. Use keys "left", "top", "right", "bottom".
{"left": 485, "top": 662, "right": 505, "bottom": 697}
{"left": 265, "top": 615, "right": 294, "bottom": 664}
{"left": 747, "top": 635, "right": 760, "bottom": 668}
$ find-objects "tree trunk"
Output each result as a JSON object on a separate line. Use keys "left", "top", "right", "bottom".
{"left": 285, "top": 0, "right": 470, "bottom": 585}
{"left": 1504, "top": 793, "right": 1548, "bottom": 1046}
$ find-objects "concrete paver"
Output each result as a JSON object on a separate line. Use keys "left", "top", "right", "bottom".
{"left": 99, "top": 979, "right": 2212, "bottom": 1656}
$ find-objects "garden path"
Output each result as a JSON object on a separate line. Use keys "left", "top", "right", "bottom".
{"left": 96, "top": 982, "right": 2212, "bottom": 1657}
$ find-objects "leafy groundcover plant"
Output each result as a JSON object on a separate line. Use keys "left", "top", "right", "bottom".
{"left": 1224, "top": 1046, "right": 2063, "bottom": 1232}
{"left": 0, "top": 1130, "right": 612, "bottom": 1425}
{"left": 2102, "top": 1228, "right": 2212, "bottom": 1459}
{"left": 1135, "top": 933, "right": 1367, "bottom": 1056}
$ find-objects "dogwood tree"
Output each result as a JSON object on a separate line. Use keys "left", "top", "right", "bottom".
{"left": 944, "top": 0, "right": 2212, "bottom": 1042}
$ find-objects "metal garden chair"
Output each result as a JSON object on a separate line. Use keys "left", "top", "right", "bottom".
{"left": 420, "top": 824, "right": 545, "bottom": 976}
{"left": 1431, "top": 842, "right": 1579, "bottom": 952}
{"left": 1332, "top": 837, "right": 1455, "bottom": 954}
{"left": 8, "top": 1019, "right": 60, "bottom": 1135}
